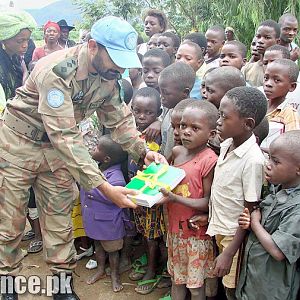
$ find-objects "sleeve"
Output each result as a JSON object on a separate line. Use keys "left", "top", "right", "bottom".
{"left": 32, "top": 47, "right": 43, "bottom": 62}
{"left": 271, "top": 210, "right": 300, "bottom": 264}
{"left": 37, "top": 70, "right": 106, "bottom": 190}
{"left": 284, "top": 107, "right": 300, "bottom": 132}
{"left": 242, "top": 157, "right": 264, "bottom": 202}
{"left": 200, "top": 151, "right": 218, "bottom": 178}
{"left": 96, "top": 82, "right": 146, "bottom": 162}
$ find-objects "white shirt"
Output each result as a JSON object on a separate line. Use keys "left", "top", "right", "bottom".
{"left": 207, "top": 134, "right": 265, "bottom": 236}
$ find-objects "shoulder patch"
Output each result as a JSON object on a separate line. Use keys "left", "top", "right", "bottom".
{"left": 53, "top": 57, "right": 78, "bottom": 80}
{"left": 47, "top": 89, "right": 64, "bottom": 108}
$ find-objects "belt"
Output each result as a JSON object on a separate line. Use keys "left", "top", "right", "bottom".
{"left": 3, "top": 109, "right": 49, "bottom": 142}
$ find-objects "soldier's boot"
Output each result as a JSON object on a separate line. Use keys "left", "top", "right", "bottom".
{"left": 52, "top": 274, "right": 79, "bottom": 300}
{"left": 0, "top": 276, "right": 18, "bottom": 300}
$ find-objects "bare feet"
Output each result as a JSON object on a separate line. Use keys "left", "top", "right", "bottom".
{"left": 86, "top": 269, "right": 106, "bottom": 285}
{"left": 111, "top": 272, "right": 123, "bottom": 292}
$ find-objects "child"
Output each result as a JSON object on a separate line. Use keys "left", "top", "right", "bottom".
{"left": 204, "top": 66, "right": 246, "bottom": 108}
{"left": 147, "top": 33, "right": 161, "bottom": 50}
{"left": 237, "top": 130, "right": 300, "bottom": 300}
{"left": 158, "top": 61, "right": 196, "bottom": 158}
{"left": 242, "top": 20, "right": 280, "bottom": 87}
{"left": 129, "top": 53, "right": 145, "bottom": 95}
{"left": 158, "top": 31, "right": 181, "bottom": 63}
{"left": 261, "top": 59, "right": 299, "bottom": 148}
{"left": 160, "top": 100, "right": 219, "bottom": 300}
{"left": 206, "top": 87, "right": 268, "bottom": 300}
{"left": 142, "top": 48, "right": 171, "bottom": 91}
{"left": 205, "top": 25, "right": 225, "bottom": 69}
{"left": 128, "top": 87, "right": 165, "bottom": 295}
{"left": 262, "top": 44, "right": 290, "bottom": 71}
{"left": 176, "top": 41, "right": 204, "bottom": 99}
{"left": 249, "top": 37, "right": 261, "bottom": 63}
{"left": 219, "top": 41, "right": 247, "bottom": 70}
{"left": 171, "top": 98, "right": 197, "bottom": 146}
{"left": 81, "top": 135, "right": 127, "bottom": 292}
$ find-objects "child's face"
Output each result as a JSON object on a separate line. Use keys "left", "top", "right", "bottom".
{"left": 263, "top": 62, "right": 295, "bottom": 103}
{"left": 255, "top": 26, "right": 278, "bottom": 55}
{"left": 180, "top": 107, "right": 213, "bottom": 151}
{"left": 176, "top": 43, "right": 203, "bottom": 72}
{"left": 144, "top": 16, "right": 163, "bottom": 37}
{"left": 171, "top": 110, "right": 183, "bottom": 145}
{"left": 158, "top": 36, "right": 177, "bottom": 58}
{"left": 262, "top": 50, "right": 283, "bottom": 72}
{"left": 219, "top": 44, "right": 246, "bottom": 70}
{"left": 265, "top": 140, "right": 300, "bottom": 189}
{"left": 147, "top": 34, "right": 160, "bottom": 50}
{"left": 217, "top": 96, "right": 247, "bottom": 140}
{"left": 159, "top": 78, "right": 188, "bottom": 109}
{"left": 92, "top": 144, "right": 107, "bottom": 163}
{"left": 280, "top": 18, "right": 298, "bottom": 44}
{"left": 129, "top": 68, "right": 141, "bottom": 81}
{"left": 201, "top": 79, "right": 207, "bottom": 99}
{"left": 142, "top": 56, "right": 165, "bottom": 89}
{"left": 251, "top": 38, "right": 260, "bottom": 59}
{"left": 204, "top": 75, "right": 227, "bottom": 108}
{"left": 205, "top": 29, "right": 224, "bottom": 57}
{"left": 132, "top": 95, "right": 159, "bottom": 131}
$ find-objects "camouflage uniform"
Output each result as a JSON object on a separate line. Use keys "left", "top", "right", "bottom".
{"left": 0, "top": 44, "right": 146, "bottom": 275}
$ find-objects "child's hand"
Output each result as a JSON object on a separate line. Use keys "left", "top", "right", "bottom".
{"left": 238, "top": 208, "right": 251, "bottom": 230}
{"left": 143, "top": 120, "right": 161, "bottom": 142}
{"left": 212, "top": 252, "right": 233, "bottom": 277}
{"left": 144, "top": 151, "right": 168, "bottom": 165}
{"left": 251, "top": 208, "right": 262, "bottom": 225}
{"left": 188, "top": 214, "right": 209, "bottom": 230}
{"left": 156, "top": 188, "right": 177, "bottom": 205}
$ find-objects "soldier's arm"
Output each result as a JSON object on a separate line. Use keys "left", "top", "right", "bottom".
{"left": 96, "top": 81, "right": 147, "bottom": 162}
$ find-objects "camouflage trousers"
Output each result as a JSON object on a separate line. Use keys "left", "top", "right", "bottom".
{"left": 0, "top": 155, "right": 78, "bottom": 276}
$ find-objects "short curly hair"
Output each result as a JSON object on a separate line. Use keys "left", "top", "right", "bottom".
{"left": 226, "top": 86, "right": 268, "bottom": 126}
{"left": 143, "top": 9, "right": 168, "bottom": 32}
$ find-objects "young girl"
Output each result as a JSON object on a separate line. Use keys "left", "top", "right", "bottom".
{"left": 160, "top": 100, "right": 219, "bottom": 300}
{"left": 81, "top": 134, "right": 127, "bottom": 293}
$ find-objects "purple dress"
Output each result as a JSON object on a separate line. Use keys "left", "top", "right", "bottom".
{"left": 81, "top": 164, "right": 126, "bottom": 241}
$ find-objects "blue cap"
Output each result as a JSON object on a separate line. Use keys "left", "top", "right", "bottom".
{"left": 91, "top": 16, "right": 141, "bottom": 69}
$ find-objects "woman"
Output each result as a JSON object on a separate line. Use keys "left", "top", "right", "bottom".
{"left": 32, "top": 21, "right": 63, "bottom": 61}
{"left": 0, "top": 9, "right": 36, "bottom": 100}
{"left": 138, "top": 9, "right": 168, "bottom": 55}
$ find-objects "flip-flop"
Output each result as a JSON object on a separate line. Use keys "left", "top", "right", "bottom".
{"left": 128, "top": 265, "right": 147, "bottom": 281}
{"left": 22, "top": 230, "right": 35, "bottom": 241}
{"left": 135, "top": 276, "right": 162, "bottom": 295}
{"left": 132, "top": 253, "right": 148, "bottom": 268}
{"left": 27, "top": 240, "right": 43, "bottom": 253}
{"left": 159, "top": 291, "right": 171, "bottom": 300}
{"left": 157, "top": 268, "right": 171, "bottom": 289}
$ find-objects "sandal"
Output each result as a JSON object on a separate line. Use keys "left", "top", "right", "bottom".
{"left": 132, "top": 253, "right": 148, "bottom": 268}
{"left": 27, "top": 240, "right": 43, "bottom": 253}
{"left": 159, "top": 291, "right": 171, "bottom": 300}
{"left": 135, "top": 276, "right": 162, "bottom": 295}
{"left": 157, "top": 268, "right": 172, "bottom": 289}
{"left": 22, "top": 230, "right": 35, "bottom": 241}
{"left": 128, "top": 265, "right": 147, "bottom": 281}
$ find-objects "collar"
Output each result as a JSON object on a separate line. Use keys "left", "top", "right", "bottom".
{"left": 205, "top": 54, "right": 220, "bottom": 64}
{"left": 75, "top": 44, "right": 89, "bottom": 81}
{"left": 220, "top": 134, "right": 257, "bottom": 158}
{"left": 103, "top": 164, "right": 122, "bottom": 176}
{"left": 266, "top": 99, "right": 289, "bottom": 116}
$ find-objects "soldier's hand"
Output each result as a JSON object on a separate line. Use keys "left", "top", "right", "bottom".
{"left": 98, "top": 182, "right": 138, "bottom": 209}
{"left": 143, "top": 120, "right": 161, "bottom": 142}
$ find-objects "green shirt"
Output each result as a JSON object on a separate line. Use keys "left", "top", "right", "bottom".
{"left": 237, "top": 185, "right": 300, "bottom": 300}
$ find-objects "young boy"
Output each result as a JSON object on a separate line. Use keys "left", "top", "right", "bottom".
{"left": 158, "top": 31, "right": 181, "bottom": 63}
{"left": 203, "top": 66, "right": 246, "bottom": 108}
{"left": 81, "top": 135, "right": 127, "bottom": 292}
{"left": 219, "top": 40, "right": 247, "bottom": 70}
{"left": 158, "top": 61, "right": 196, "bottom": 158}
{"left": 147, "top": 33, "right": 161, "bottom": 50}
{"left": 205, "top": 25, "right": 225, "bottom": 69}
{"left": 260, "top": 58, "right": 299, "bottom": 148}
{"left": 206, "top": 86, "right": 268, "bottom": 300}
{"left": 237, "top": 130, "right": 300, "bottom": 300}
{"left": 262, "top": 44, "right": 290, "bottom": 71}
{"left": 249, "top": 37, "right": 261, "bottom": 63}
{"left": 242, "top": 20, "right": 280, "bottom": 87}
{"left": 176, "top": 41, "right": 204, "bottom": 99}
{"left": 142, "top": 48, "right": 171, "bottom": 91}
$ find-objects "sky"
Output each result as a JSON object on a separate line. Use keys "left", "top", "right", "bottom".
{"left": 0, "top": 0, "right": 60, "bottom": 9}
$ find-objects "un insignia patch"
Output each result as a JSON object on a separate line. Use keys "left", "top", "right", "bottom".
{"left": 125, "top": 32, "right": 137, "bottom": 50}
{"left": 47, "top": 89, "right": 64, "bottom": 108}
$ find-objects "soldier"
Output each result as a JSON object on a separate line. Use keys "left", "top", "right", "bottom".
{"left": 0, "top": 16, "right": 164, "bottom": 300}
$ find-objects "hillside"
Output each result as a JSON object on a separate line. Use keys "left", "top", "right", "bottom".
{"left": 26, "top": 0, "right": 82, "bottom": 26}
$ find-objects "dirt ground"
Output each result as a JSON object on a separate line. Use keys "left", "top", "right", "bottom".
{"left": 17, "top": 238, "right": 167, "bottom": 300}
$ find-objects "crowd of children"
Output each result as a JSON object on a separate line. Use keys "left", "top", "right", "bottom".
{"left": 8, "top": 7, "right": 299, "bottom": 300}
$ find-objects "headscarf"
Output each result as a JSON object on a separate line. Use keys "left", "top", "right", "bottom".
{"left": 43, "top": 21, "right": 60, "bottom": 33}
{"left": 0, "top": 9, "right": 37, "bottom": 41}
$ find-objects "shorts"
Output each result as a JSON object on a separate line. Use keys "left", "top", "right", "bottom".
{"left": 215, "top": 235, "right": 239, "bottom": 289}
{"left": 100, "top": 239, "right": 123, "bottom": 253}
